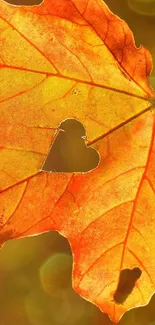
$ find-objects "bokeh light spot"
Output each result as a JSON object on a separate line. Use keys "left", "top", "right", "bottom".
{"left": 39, "top": 252, "right": 72, "bottom": 296}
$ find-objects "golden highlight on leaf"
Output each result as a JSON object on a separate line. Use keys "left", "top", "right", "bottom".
{"left": 0, "top": 0, "right": 155, "bottom": 322}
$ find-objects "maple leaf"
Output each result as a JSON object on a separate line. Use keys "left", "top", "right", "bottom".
{"left": 0, "top": 0, "right": 155, "bottom": 322}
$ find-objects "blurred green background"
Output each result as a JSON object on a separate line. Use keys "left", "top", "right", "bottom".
{"left": 1, "top": 0, "right": 155, "bottom": 324}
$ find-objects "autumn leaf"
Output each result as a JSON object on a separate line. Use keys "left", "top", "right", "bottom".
{"left": 0, "top": 0, "right": 155, "bottom": 322}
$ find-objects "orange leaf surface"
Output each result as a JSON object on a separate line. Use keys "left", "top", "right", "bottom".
{"left": 0, "top": 0, "right": 155, "bottom": 322}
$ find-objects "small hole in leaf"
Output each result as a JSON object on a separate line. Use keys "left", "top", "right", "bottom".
{"left": 72, "top": 88, "right": 81, "bottom": 95}
{"left": 41, "top": 118, "right": 100, "bottom": 173}
{"left": 113, "top": 267, "right": 142, "bottom": 304}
